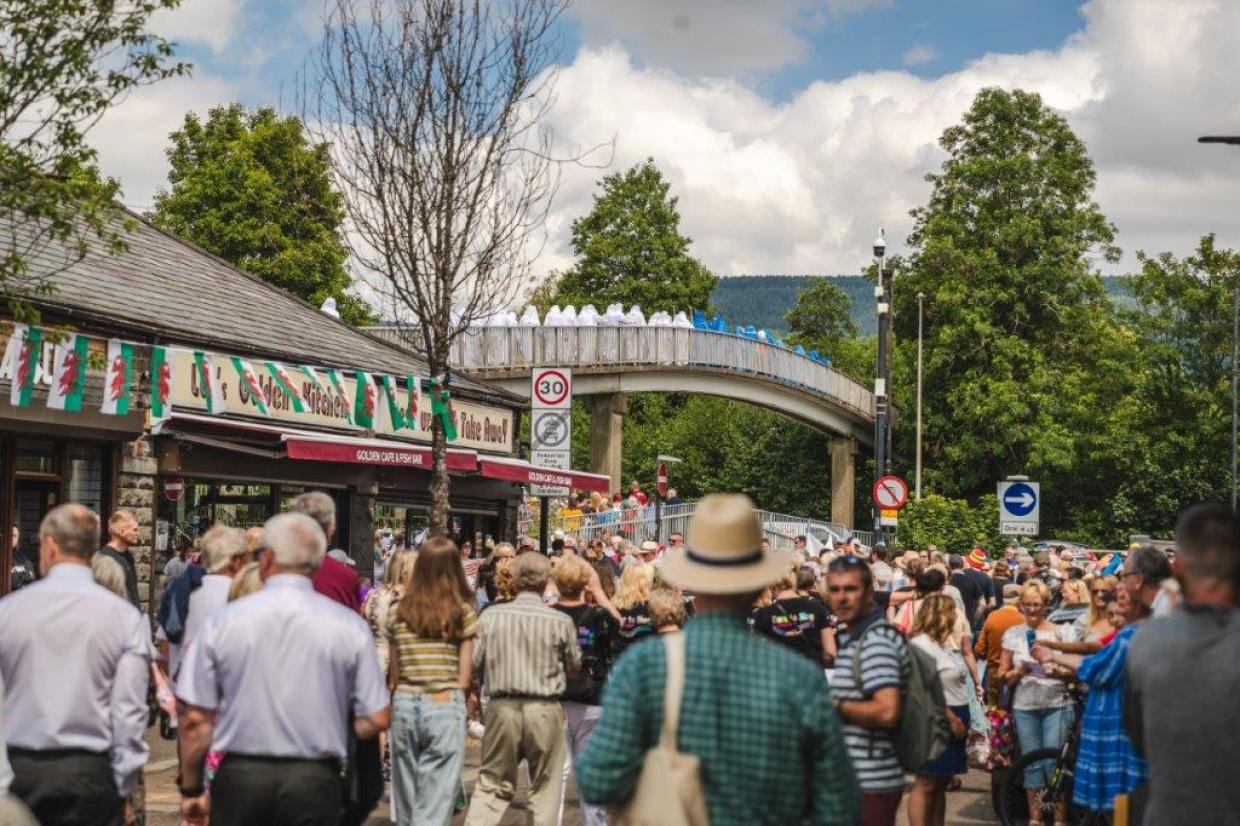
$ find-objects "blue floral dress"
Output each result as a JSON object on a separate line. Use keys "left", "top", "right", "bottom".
{"left": 1072, "top": 623, "right": 1148, "bottom": 812}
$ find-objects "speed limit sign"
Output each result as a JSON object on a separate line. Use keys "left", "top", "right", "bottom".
{"left": 531, "top": 368, "right": 571, "bottom": 409}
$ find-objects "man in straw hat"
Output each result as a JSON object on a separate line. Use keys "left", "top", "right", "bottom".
{"left": 577, "top": 494, "right": 859, "bottom": 825}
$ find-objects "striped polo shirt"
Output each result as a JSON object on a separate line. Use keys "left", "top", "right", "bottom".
{"left": 831, "top": 615, "right": 910, "bottom": 792}
{"left": 387, "top": 602, "right": 478, "bottom": 693}
{"left": 474, "top": 592, "right": 580, "bottom": 699}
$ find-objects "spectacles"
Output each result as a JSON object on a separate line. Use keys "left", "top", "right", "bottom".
{"left": 1091, "top": 588, "right": 1112, "bottom": 595}
{"left": 1020, "top": 603, "right": 1045, "bottom": 611}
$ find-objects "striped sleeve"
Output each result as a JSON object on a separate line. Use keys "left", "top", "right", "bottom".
{"left": 460, "top": 606, "right": 479, "bottom": 640}
{"left": 857, "top": 627, "right": 904, "bottom": 693}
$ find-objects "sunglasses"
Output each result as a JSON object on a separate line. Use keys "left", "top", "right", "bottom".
{"left": 1092, "top": 587, "right": 1112, "bottom": 595}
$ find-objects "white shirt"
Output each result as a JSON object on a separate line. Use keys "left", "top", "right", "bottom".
{"left": 0, "top": 563, "right": 150, "bottom": 795}
{"left": 168, "top": 574, "right": 232, "bottom": 680}
{"left": 176, "top": 573, "right": 388, "bottom": 759}
{"left": 0, "top": 673, "right": 12, "bottom": 793}
{"left": 911, "top": 634, "right": 969, "bottom": 706}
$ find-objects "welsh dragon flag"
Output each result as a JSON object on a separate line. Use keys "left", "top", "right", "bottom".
{"left": 353, "top": 371, "right": 377, "bottom": 428}
{"left": 192, "top": 351, "right": 226, "bottom": 414}
{"left": 406, "top": 375, "right": 420, "bottom": 425}
{"left": 265, "top": 362, "right": 306, "bottom": 413}
{"left": 429, "top": 377, "right": 458, "bottom": 441}
{"left": 47, "top": 333, "right": 89, "bottom": 412}
{"left": 326, "top": 368, "right": 353, "bottom": 425}
{"left": 100, "top": 339, "right": 134, "bottom": 415}
{"left": 9, "top": 325, "right": 43, "bottom": 407}
{"left": 231, "top": 357, "right": 270, "bottom": 416}
{"left": 379, "top": 374, "right": 405, "bottom": 431}
{"left": 149, "top": 345, "right": 174, "bottom": 422}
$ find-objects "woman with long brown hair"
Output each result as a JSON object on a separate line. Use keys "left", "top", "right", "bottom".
{"left": 387, "top": 537, "right": 478, "bottom": 826}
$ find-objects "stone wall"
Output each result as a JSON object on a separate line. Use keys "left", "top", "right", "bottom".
{"left": 118, "top": 434, "right": 157, "bottom": 613}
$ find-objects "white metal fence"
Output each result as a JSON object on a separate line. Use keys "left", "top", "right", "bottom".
{"left": 530, "top": 499, "right": 875, "bottom": 551}
{"left": 369, "top": 325, "right": 875, "bottom": 420}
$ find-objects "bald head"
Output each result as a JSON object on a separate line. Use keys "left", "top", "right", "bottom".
{"left": 41, "top": 504, "right": 100, "bottom": 561}
{"left": 261, "top": 512, "right": 327, "bottom": 575}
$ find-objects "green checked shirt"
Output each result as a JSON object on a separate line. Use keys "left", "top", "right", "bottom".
{"left": 576, "top": 613, "right": 859, "bottom": 826}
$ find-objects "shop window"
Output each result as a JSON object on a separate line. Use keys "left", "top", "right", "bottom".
{"left": 65, "top": 445, "right": 106, "bottom": 513}
{"left": 13, "top": 440, "right": 54, "bottom": 475}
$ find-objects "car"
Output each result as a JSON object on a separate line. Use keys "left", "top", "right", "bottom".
{"left": 1048, "top": 602, "right": 1086, "bottom": 626}
{"left": 1031, "top": 539, "right": 1087, "bottom": 554}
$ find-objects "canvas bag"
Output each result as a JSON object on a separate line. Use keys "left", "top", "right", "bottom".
{"left": 613, "top": 632, "right": 710, "bottom": 826}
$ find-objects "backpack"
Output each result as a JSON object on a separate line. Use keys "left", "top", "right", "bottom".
{"left": 851, "top": 620, "right": 952, "bottom": 772}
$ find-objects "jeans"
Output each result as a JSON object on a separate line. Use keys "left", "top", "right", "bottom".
{"left": 391, "top": 690, "right": 467, "bottom": 826}
{"left": 562, "top": 702, "right": 606, "bottom": 826}
{"left": 1013, "top": 705, "right": 1076, "bottom": 789}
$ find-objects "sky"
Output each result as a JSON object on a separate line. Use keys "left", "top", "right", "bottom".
{"left": 96, "top": 0, "right": 1240, "bottom": 286}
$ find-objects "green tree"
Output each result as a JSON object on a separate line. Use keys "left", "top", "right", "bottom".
{"left": 1, "top": 0, "right": 187, "bottom": 321}
{"left": 896, "top": 493, "right": 1003, "bottom": 554}
{"left": 150, "top": 104, "right": 371, "bottom": 324}
{"left": 785, "top": 278, "right": 856, "bottom": 353}
{"left": 555, "top": 159, "right": 717, "bottom": 314}
{"left": 892, "top": 87, "right": 1120, "bottom": 502}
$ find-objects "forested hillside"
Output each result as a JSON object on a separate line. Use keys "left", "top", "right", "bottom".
{"left": 711, "top": 274, "right": 1133, "bottom": 336}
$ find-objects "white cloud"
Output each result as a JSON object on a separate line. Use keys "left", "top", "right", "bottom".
{"left": 902, "top": 43, "right": 938, "bottom": 66}
{"left": 536, "top": 0, "right": 1240, "bottom": 281}
{"left": 149, "top": 0, "right": 246, "bottom": 54}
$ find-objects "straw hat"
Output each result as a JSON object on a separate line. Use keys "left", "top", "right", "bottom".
{"left": 660, "top": 493, "right": 790, "bottom": 594}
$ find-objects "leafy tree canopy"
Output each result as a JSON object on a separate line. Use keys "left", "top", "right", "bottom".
{"left": 893, "top": 87, "right": 1120, "bottom": 499}
{"left": 150, "top": 104, "right": 371, "bottom": 324}
{"left": 785, "top": 278, "right": 857, "bottom": 354}
{"left": 554, "top": 158, "right": 717, "bottom": 315}
{"left": 1, "top": 0, "right": 187, "bottom": 321}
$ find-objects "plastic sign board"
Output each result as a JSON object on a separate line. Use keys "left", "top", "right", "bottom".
{"left": 880, "top": 508, "right": 899, "bottom": 527}
{"left": 998, "top": 480, "right": 1040, "bottom": 536}
{"left": 530, "top": 368, "right": 572, "bottom": 496}
{"left": 872, "top": 475, "right": 909, "bottom": 510}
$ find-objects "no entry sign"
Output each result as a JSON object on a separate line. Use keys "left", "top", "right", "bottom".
{"left": 531, "top": 368, "right": 571, "bottom": 408}
{"left": 164, "top": 477, "right": 186, "bottom": 502}
{"left": 872, "top": 475, "right": 909, "bottom": 510}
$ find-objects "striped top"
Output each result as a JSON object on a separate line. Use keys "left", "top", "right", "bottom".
{"left": 473, "top": 592, "right": 581, "bottom": 699}
{"left": 830, "top": 616, "right": 909, "bottom": 792}
{"left": 387, "top": 602, "right": 478, "bottom": 694}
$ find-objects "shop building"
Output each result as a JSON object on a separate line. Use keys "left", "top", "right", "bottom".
{"left": 0, "top": 208, "right": 606, "bottom": 613}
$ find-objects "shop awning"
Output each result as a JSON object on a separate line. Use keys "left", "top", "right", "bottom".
{"left": 283, "top": 433, "right": 479, "bottom": 472}
{"left": 478, "top": 455, "right": 611, "bottom": 493}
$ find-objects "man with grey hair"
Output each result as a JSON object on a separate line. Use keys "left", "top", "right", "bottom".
{"left": 160, "top": 526, "right": 250, "bottom": 682}
{"left": 465, "top": 552, "right": 581, "bottom": 826}
{"left": 289, "top": 490, "right": 362, "bottom": 612}
{"left": 176, "top": 512, "right": 388, "bottom": 825}
{"left": 1126, "top": 505, "right": 1240, "bottom": 824}
{"left": 0, "top": 504, "right": 150, "bottom": 825}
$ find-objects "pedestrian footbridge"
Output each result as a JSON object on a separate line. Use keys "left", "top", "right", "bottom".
{"left": 366, "top": 323, "right": 873, "bottom": 528}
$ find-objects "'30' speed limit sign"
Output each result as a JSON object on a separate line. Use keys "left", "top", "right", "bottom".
{"left": 531, "top": 368, "right": 572, "bottom": 408}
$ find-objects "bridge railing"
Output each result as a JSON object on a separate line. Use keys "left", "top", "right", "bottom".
{"left": 428, "top": 325, "right": 874, "bottom": 420}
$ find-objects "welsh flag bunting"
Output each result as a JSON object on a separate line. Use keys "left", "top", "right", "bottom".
{"left": 406, "top": 375, "right": 420, "bottom": 425}
{"left": 9, "top": 325, "right": 42, "bottom": 407}
{"left": 327, "top": 369, "right": 353, "bottom": 425}
{"left": 100, "top": 339, "right": 134, "bottom": 415}
{"left": 193, "top": 351, "right": 226, "bottom": 414}
{"left": 299, "top": 365, "right": 330, "bottom": 399}
{"left": 353, "top": 371, "right": 376, "bottom": 428}
{"left": 379, "top": 374, "right": 405, "bottom": 430}
{"left": 429, "top": 377, "right": 458, "bottom": 441}
{"left": 149, "top": 346, "right": 174, "bottom": 422}
{"left": 47, "top": 333, "right": 89, "bottom": 412}
{"left": 231, "top": 357, "right": 270, "bottom": 416}
{"left": 266, "top": 362, "right": 307, "bottom": 413}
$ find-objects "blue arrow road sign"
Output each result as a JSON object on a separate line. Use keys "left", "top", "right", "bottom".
{"left": 1002, "top": 482, "right": 1038, "bottom": 516}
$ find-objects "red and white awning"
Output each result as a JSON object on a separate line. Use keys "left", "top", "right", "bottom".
{"left": 478, "top": 455, "right": 611, "bottom": 493}
{"left": 283, "top": 433, "right": 479, "bottom": 471}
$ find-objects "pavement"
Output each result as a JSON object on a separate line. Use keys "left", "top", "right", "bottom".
{"left": 143, "top": 728, "right": 1001, "bottom": 825}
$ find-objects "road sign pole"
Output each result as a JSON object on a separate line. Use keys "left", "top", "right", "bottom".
{"left": 539, "top": 496, "right": 549, "bottom": 554}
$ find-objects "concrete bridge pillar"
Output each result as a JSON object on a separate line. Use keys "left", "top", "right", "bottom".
{"left": 589, "top": 393, "right": 626, "bottom": 495}
{"left": 830, "top": 436, "right": 858, "bottom": 529}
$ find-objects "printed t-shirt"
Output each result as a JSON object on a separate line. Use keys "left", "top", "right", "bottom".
{"left": 387, "top": 602, "right": 479, "bottom": 693}
{"left": 553, "top": 603, "right": 615, "bottom": 704}
{"left": 830, "top": 617, "right": 909, "bottom": 793}
{"left": 612, "top": 604, "right": 653, "bottom": 660}
{"left": 749, "top": 595, "right": 833, "bottom": 663}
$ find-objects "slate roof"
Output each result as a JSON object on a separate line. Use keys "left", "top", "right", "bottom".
{"left": 5, "top": 206, "right": 518, "bottom": 406}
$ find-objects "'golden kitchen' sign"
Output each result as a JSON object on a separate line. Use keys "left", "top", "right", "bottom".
{"left": 170, "top": 351, "right": 514, "bottom": 454}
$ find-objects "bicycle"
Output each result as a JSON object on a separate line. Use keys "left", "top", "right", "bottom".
{"left": 992, "top": 695, "right": 1111, "bottom": 826}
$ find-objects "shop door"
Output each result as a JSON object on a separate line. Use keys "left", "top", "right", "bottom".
{"left": 13, "top": 479, "right": 59, "bottom": 575}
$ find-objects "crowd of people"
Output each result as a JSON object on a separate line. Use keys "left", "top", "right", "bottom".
{"left": 0, "top": 490, "right": 1235, "bottom": 826}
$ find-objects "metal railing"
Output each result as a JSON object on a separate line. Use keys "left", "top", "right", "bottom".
{"left": 525, "top": 498, "right": 874, "bottom": 551}
{"left": 370, "top": 325, "right": 875, "bottom": 420}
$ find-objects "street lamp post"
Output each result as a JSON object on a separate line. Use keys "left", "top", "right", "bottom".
{"left": 1199, "top": 135, "right": 1240, "bottom": 511}
{"left": 873, "top": 230, "right": 889, "bottom": 537}
{"left": 915, "top": 291, "right": 925, "bottom": 500}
